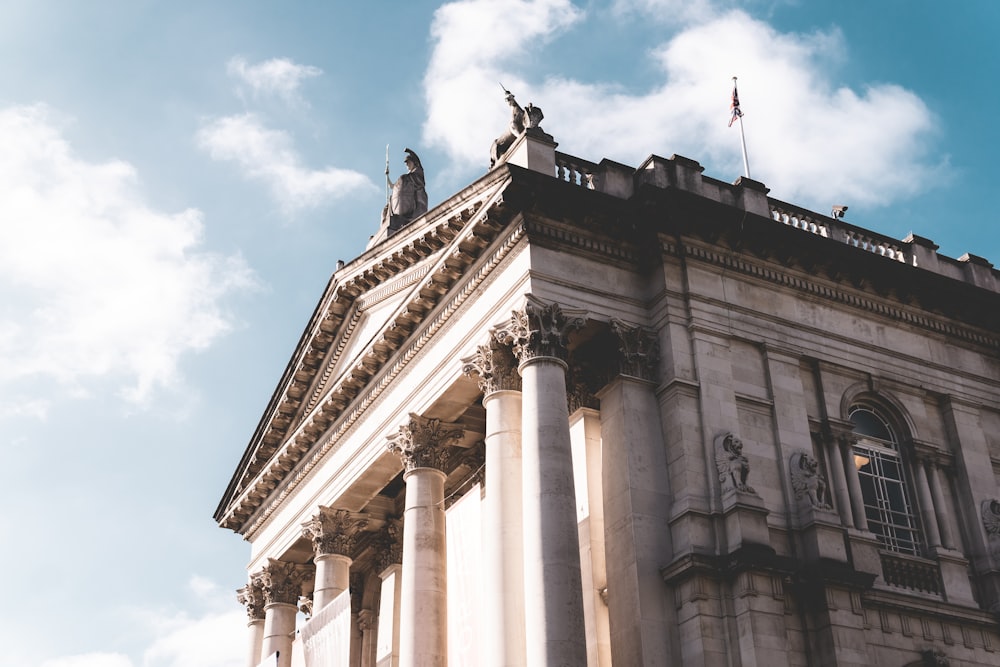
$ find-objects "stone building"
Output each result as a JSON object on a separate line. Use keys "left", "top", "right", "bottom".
{"left": 215, "top": 124, "right": 1000, "bottom": 666}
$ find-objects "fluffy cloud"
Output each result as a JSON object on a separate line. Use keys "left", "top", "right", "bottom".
{"left": 0, "top": 104, "right": 255, "bottom": 413}
{"left": 197, "top": 113, "right": 375, "bottom": 214}
{"left": 40, "top": 655, "right": 134, "bottom": 667}
{"left": 227, "top": 56, "right": 322, "bottom": 105}
{"left": 422, "top": 0, "right": 942, "bottom": 210}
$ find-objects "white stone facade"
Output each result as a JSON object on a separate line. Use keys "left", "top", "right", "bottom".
{"left": 217, "top": 131, "right": 1000, "bottom": 666}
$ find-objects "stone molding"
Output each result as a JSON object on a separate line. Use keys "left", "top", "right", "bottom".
{"left": 461, "top": 338, "right": 521, "bottom": 395}
{"left": 257, "top": 559, "right": 314, "bottom": 607}
{"left": 301, "top": 506, "right": 370, "bottom": 557}
{"left": 386, "top": 413, "right": 464, "bottom": 472}
{"left": 493, "top": 295, "right": 586, "bottom": 364}
{"left": 237, "top": 579, "right": 266, "bottom": 622}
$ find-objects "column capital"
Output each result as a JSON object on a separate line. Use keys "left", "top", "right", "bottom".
{"left": 387, "top": 413, "right": 464, "bottom": 472}
{"left": 461, "top": 338, "right": 521, "bottom": 395}
{"left": 374, "top": 519, "right": 404, "bottom": 573}
{"left": 494, "top": 295, "right": 586, "bottom": 364}
{"left": 301, "top": 506, "right": 369, "bottom": 557}
{"left": 610, "top": 319, "right": 659, "bottom": 382}
{"left": 257, "top": 559, "right": 314, "bottom": 606}
{"left": 237, "top": 578, "right": 266, "bottom": 622}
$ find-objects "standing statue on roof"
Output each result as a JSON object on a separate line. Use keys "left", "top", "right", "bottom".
{"left": 383, "top": 147, "right": 428, "bottom": 234}
{"left": 490, "top": 86, "right": 526, "bottom": 168}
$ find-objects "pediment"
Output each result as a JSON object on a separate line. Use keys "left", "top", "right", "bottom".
{"left": 216, "top": 167, "right": 518, "bottom": 532}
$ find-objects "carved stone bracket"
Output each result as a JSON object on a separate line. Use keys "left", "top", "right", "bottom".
{"left": 461, "top": 338, "right": 521, "bottom": 394}
{"left": 237, "top": 578, "right": 265, "bottom": 622}
{"left": 610, "top": 319, "right": 659, "bottom": 381}
{"left": 493, "top": 295, "right": 586, "bottom": 364}
{"left": 715, "top": 431, "right": 758, "bottom": 496}
{"left": 374, "top": 520, "right": 403, "bottom": 573}
{"left": 790, "top": 450, "right": 832, "bottom": 509}
{"left": 257, "top": 559, "right": 314, "bottom": 606}
{"left": 386, "top": 413, "right": 464, "bottom": 472}
{"left": 981, "top": 499, "right": 1000, "bottom": 547}
{"left": 301, "top": 506, "right": 370, "bottom": 557}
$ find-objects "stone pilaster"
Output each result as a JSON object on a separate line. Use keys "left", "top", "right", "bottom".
{"left": 495, "top": 296, "right": 588, "bottom": 666}
{"left": 302, "top": 506, "right": 369, "bottom": 612}
{"left": 465, "top": 337, "right": 526, "bottom": 667}
{"left": 599, "top": 320, "right": 673, "bottom": 666}
{"left": 258, "top": 559, "right": 314, "bottom": 667}
{"left": 387, "top": 413, "right": 463, "bottom": 667}
{"left": 237, "top": 577, "right": 265, "bottom": 667}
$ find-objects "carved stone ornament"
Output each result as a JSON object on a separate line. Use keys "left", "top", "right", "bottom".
{"left": 301, "top": 506, "right": 370, "bottom": 557}
{"left": 461, "top": 338, "right": 521, "bottom": 395}
{"left": 715, "top": 432, "right": 756, "bottom": 495}
{"left": 493, "top": 295, "right": 586, "bottom": 364}
{"left": 566, "top": 359, "right": 600, "bottom": 413}
{"left": 257, "top": 559, "right": 314, "bottom": 606}
{"left": 981, "top": 498, "right": 1000, "bottom": 540}
{"left": 610, "top": 319, "right": 659, "bottom": 381}
{"left": 374, "top": 520, "right": 404, "bottom": 573}
{"left": 790, "top": 450, "right": 832, "bottom": 509}
{"left": 386, "top": 413, "right": 464, "bottom": 472}
{"left": 298, "top": 595, "right": 314, "bottom": 619}
{"left": 237, "top": 578, "right": 266, "bottom": 622}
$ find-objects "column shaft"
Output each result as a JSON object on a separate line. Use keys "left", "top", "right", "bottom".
{"left": 842, "top": 439, "right": 870, "bottom": 531}
{"left": 399, "top": 468, "right": 448, "bottom": 666}
{"left": 520, "top": 358, "right": 587, "bottom": 666}
{"left": 914, "top": 462, "right": 942, "bottom": 548}
{"left": 825, "top": 435, "right": 855, "bottom": 528}
{"left": 246, "top": 619, "right": 264, "bottom": 667}
{"left": 928, "top": 464, "right": 956, "bottom": 549}
{"left": 482, "top": 389, "right": 526, "bottom": 667}
{"left": 261, "top": 602, "right": 297, "bottom": 667}
{"left": 314, "top": 553, "right": 352, "bottom": 611}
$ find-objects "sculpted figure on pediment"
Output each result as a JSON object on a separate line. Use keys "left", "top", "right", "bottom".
{"left": 715, "top": 432, "right": 755, "bottom": 495}
{"left": 382, "top": 148, "right": 427, "bottom": 235}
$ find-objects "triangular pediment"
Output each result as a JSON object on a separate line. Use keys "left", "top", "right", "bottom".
{"left": 215, "top": 166, "right": 518, "bottom": 532}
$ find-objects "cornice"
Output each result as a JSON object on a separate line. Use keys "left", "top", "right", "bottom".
{"left": 218, "top": 182, "right": 526, "bottom": 534}
{"left": 665, "top": 239, "right": 1000, "bottom": 352}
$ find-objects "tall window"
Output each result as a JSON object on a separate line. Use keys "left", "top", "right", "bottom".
{"left": 850, "top": 404, "right": 922, "bottom": 555}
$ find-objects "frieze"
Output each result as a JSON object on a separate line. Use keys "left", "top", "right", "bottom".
{"left": 386, "top": 413, "right": 464, "bottom": 472}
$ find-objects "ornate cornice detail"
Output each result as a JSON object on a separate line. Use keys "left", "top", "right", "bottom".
{"left": 493, "top": 295, "right": 586, "bottom": 364}
{"left": 386, "top": 413, "right": 464, "bottom": 472}
{"left": 461, "top": 338, "right": 520, "bottom": 394}
{"left": 257, "top": 559, "right": 314, "bottom": 606}
{"left": 301, "top": 506, "right": 369, "bottom": 557}
{"left": 237, "top": 578, "right": 265, "bottom": 622}
{"left": 373, "top": 520, "right": 403, "bottom": 573}
{"left": 610, "top": 319, "right": 659, "bottom": 381}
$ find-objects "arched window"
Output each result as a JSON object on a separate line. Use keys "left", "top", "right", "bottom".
{"left": 849, "top": 404, "right": 922, "bottom": 555}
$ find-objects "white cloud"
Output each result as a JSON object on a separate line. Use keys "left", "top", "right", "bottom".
{"left": 227, "top": 56, "right": 322, "bottom": 105}
{"left": 40, "top": 654, "right": 134, "bottom": 667}
{"left": 422, "top": 1, "right": 942, "bottom": 211}
{"left": 0, "top": 104, "right": 255, "bottom": 412}
{"left": 197, "top": 113, "right": 375, "bottom": 214}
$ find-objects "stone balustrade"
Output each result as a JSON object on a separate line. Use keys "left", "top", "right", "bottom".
{"left": 880, "top": 552, "right": 942, "bottom": 595}
{"left": 554, "top": 152, "right": 597, "bottom": 189}
{"left": 769, "top": 205, "right": 829, "bottom": 238}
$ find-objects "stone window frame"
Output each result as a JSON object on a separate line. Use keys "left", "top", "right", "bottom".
{"left": 849, "top": 403, "right": 925, "bottom": 556}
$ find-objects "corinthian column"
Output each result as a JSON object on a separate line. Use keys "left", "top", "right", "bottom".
{"left": 301, "top": 507, "right": 369, "bottom": 612}
{"left": 237, "top": 577, "right": 265, "bottom": 667}
{"left": 387, "top": 413, "right": 464, "bottom": 667}
{"left": 258, "top": 559, "right": 314, "bottom": 667}
{"left": 462, "top": 339, "right": 526, "bottom": 667}
{"left": 495, "top": 296, "right": 587, "bottom": 666}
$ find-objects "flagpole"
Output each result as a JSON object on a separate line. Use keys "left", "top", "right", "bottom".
{"left": 733, "top": 77, "right": 751, "bottom": 179}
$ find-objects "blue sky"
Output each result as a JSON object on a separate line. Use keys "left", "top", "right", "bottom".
{"left": 1, "top": 1, "right": 997, "bottom": 666}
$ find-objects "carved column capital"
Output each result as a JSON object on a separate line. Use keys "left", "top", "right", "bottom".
{"left": 566, "top": 359, "right": 600, "bottom": 413}
{"left": 493, "top": 295, "right": 586, "bottom": 364}
{"left": 461, "top": 338, "right": 521, "bottom": 394}
{"left": 374, "top": 519, "right": 404, "bottom": 573}
{"left": 301, "top": 506, "right": 369, "bottom": 557}
{"left": 386, "top": 413, "right": 464, "bottom": 472}
{"left": 257, "top": 559, "right": 314, "bottom": 606}
{"left": 237, "top": 578, "right": 265, "bottom": 622}
{"left": 610, "top": 319, "right": 659, "bottom": 381}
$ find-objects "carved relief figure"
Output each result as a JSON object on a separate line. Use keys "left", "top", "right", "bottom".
{"left": 981, "top": 498, "right": 1000, "bottom": 541}
{"left": 715, "top": 432, "right": 755, "bottom": 494}
{"left": 790, "top": 450, "right": 832, "bottom": 509}
{"left": 490, "top": 89, "right": 525, "bottom": 168}
{"left": 383, "top": 148, "right": 427, "bottom": 233}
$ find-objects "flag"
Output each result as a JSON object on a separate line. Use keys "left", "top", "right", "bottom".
{"left": 728, "top": 84, "right": 743, "bottom": 127}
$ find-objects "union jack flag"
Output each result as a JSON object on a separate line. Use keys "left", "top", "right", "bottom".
{"left": 728, "top": 84, "right": 743, "bottom": 127}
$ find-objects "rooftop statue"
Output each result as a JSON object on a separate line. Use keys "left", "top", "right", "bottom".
{"left": 383, "top": 148, "right": 428, "bottom": 234}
